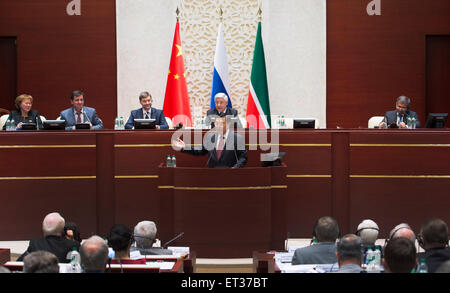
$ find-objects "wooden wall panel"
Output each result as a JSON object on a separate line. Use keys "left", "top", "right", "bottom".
{"left": 327, "top": 0, "right": 450, "bottom": 128}
{"left": 0, "top": 0, "right": 116, "bottom": 128}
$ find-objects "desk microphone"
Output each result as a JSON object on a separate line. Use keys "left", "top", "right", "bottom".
{"left": 163, "top": 232, "right": 185, "bottom": 248}
{"left": 82, "top": 109, "right": 91, "bottom": 124}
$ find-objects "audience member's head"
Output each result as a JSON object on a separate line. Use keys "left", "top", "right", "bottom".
{"left": 336, "top": 234, "right": 363, "bottom": 266}
{"left": 133, "top": 221, "right": 157, "bottom": 249}
{"left": 356, "top": 219, "right": 379, "bottom": 247}
{"left": 419, "top": 218, "right": 449, "bottom": 250}
{"left": 0, "top": 266, "right": 11, "bottom": 273}
{"left": 383, "top": 237, "right": 417, "bottom": 273}
{"left": 389, "top": 223, "right": 416, "bottom": 243}
{"left": 64, "top": 221, "right": 81, "bottom": 243}
{"left": 435, "top": 260, "right": 450, "bottom": 273}
{"left": 313, "top": 216, "right": 340, "bottom": 243}
{"left": 42, "top": 212, "right": 65, "bottom": 237}
{"left": 23, "top": 251, "right": 59, "bottom": 273}
{"left": 80, "top": 235, "right": 109, "bottom": 273}
{"left": 107, "top": 224, "right": 133, "bottom": 255}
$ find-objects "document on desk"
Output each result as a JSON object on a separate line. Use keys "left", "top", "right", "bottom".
{"left": 146, "top": 261, "right": 175, "bottom": 270}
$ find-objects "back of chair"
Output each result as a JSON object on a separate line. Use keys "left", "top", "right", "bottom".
{"left": 165, "top": 117, "right": 173, "bottom": 129}
{"left": 0, "top": 114, "right": 9, "bottom": 130}
{"left": 368, "top": 116, "right": 384, "bottom": 128}
{"left": 0, "top": 108, "right": 10, "bottom": 116}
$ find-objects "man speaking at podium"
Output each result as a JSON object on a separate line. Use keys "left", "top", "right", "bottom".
{"left": 172, "top": 116, "right": 247, "bottom": 168}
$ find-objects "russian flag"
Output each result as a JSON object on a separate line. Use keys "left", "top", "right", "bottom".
{"left": 210, "top": 23, "right": 232, "bottom": 109}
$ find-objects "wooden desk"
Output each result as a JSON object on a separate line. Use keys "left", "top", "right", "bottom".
{"left": 0, "top": 248, "right": 10, "bottom": 265}
{"left": 252, "top": 251, "right": 281, "bottom": 273}
{"left": 158, "top": 165, "right": 287, "bottom": 258}
{"left": 1, "top": 129, "right": 450, "bottom": 257}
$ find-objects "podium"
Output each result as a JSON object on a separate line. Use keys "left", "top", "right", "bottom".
{"left": 157, "top": 164, "right": 288, "bottom": 258}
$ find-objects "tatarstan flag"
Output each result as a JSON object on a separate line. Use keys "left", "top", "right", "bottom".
{"left": 246, "top": 21, "right": 271, "bottom": 129}
{"left": 163, "top": 21, "right": 192, "bottom": 127}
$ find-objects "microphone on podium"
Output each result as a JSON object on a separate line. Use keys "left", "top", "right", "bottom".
{"left": 163, "top": 232, "right": 185, "bottom": 248}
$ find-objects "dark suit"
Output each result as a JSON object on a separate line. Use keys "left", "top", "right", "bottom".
{"left": 292, "top": 242, "right": 337, "bottom": 265}
{"left": 381, "top": 110, "right": 421, "bottom": 128}
{"left": 125, "top": 107, "right": 168, "bottom": 129}
{"left": 205, "top": 107, "right": 243, "bottom": 129}
{"left": 417, "top": 248, "right": 450, "bottom": 273}
{"left": 182, "top": 131, "right": 247, "bottom": 168}
{"left": 2, "top": 109, "right": 43, "bottom": 130}
{"left": 17, "top": 236, "right": 81, "bottom": 263}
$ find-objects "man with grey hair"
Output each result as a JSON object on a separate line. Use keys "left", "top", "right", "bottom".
{"left": 335, "top": 234, "right": 364, "bottom": 273}
{"left": 23, "top": 251, "right": 59, "bottom": 273}
{"left": 17, "top": 212, "right": 80, "bottom": 263}
{"left": 356, "top": 219, "right": 379, "bottom": 248}
{"left": 80, "top": 235, "right": 109, "bottom": 273}
{"left": 125, "top": 91, "right": 168, "bottom": 129}
{"left": 205, "top": 92, "right": 243, "bottom": 129}
{"left": 379, "top": 95, "right": 420, "bottom": 128}
{"left": 131, "top": 221, "right": 173, "bottom": 255}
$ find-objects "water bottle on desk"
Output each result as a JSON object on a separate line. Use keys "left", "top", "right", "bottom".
{"left": 5, "top": 118, "right": 11, "bottom": 131}
{"left": 416, "top": 258, "right": 428, "bottom": 273}
{"left": 114, "top": 117, "right": 119, "bottom": 130}
{"left": 166, "top": 155, "right": 171, "bottom": 167}
{"left": 10, "top": 118, "right": 16, "bottom": 131}
{"left": 171, "top": 155, "right": 176, "bottom": 167}
{"left": 66, "top": 247, "right": 82, "bottom": 273}
{"left": 412, "top": 117, "right": 417, "bottom": 129}
{"left": 120, "top": 116, "right": 124, "bottom": 129}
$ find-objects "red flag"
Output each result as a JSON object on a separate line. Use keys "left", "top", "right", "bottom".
{"left": 163, "top": 22, "right": 192, "bottom": 127}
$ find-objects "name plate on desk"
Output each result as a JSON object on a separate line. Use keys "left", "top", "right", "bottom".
{"left": 168, "top": 246, "right": 189, "bottom": 257}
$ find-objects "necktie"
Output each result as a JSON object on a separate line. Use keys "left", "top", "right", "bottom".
{"left": 145, "top": 112, "right": 150, "bottom": 119}
{"left": 76, "top": 112, "right": 82, "bottom": 123}
{"left": 216, "top": 135, "right": 225, "bottom": 159}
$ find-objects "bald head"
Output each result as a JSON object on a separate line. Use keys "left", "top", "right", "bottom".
{"left": 390, "top": 223, "right": 416, "bottom": 242}
{"left": 42, "top": 212, "right": 65, "bottom": 237}
{"left": 80, "top": 236, "right": 109, "bottom": 272}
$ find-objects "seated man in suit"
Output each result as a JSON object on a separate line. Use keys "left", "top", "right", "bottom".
{"left": 17, "top": 212, "right": 80, "bottom": 263}
{"left": 172, "top": 116, "right": 247, "bottom": 168}
{"left": 131, "top": 220, "right": 173, "bottom": 255}
{"left": 60, "top": 90, "right": 104, "bottom": 130}
{"left": 205, "top": 92, "right": 243, "bottom": 128}
{"left": 125, "top": 91, "right": 168, "bottom": 129}
{"left": 292, "top": 216, "right": 340, "bottom": 265}
{"left": 379, "top": 95, "right": 420, "bottom": 128}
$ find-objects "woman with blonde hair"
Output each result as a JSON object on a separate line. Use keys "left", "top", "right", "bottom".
{"left": 3, "top": 94, "right": 43, "bottom": 130}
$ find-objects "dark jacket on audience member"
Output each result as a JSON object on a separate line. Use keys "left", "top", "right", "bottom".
{"left": 417, "top": 248, "right": 450, "bottom": 273}
{"left": 292, "top": 242, "right": 337, "bottom": 265}
{"left": 17, "top": 236, "right": 80, "bottom": 263}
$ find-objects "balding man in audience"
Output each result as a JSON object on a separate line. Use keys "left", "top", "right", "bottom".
{"left": 335, "top": 234, "right": 364, "bottom": 273}
{"left": 17, "top": 212, "right": 80, "bottom": 263}
{"left": 80, "top": 235, "right": 109, "bottom": 273}
{"left": 131, "top": 221, "right": 173, "bottom": 255}
{"left": 388, "top": 223, "right": 416, "bottom": 243}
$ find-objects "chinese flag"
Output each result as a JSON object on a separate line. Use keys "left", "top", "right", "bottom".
{"left": 163, "top": 21, "right": 192, "bottom": 127}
